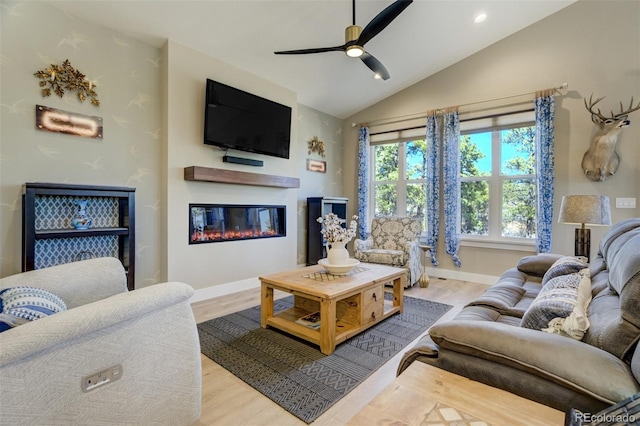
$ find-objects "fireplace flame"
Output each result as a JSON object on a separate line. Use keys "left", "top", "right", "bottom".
{"left": 191, "top": 228, "right": 278, "bottom": 242}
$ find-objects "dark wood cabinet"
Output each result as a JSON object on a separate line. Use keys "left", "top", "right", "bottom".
{"left": 22, "top": 182, "right": 136, "bottom": 290}
{"left": 306, "top": 197, "right": 348, "bottom": 266}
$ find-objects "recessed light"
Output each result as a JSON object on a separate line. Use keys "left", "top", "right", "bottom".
{"left": 474, "top": 13, "right": 487, "bottom": 23}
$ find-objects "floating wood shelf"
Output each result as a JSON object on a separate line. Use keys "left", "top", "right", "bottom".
{"left": 184, "top": 166, "right": 300, "bottom": 188}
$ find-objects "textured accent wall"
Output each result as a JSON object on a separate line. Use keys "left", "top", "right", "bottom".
{"left": 296, "top": 105, "right": 345, "bottom": 265}
{"left": 0, "top": 2, "right": 162, "bottom": 287}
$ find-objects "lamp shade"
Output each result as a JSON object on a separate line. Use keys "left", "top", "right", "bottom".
{"left": 558, "top": 195, "right": 612, "bottom": 226}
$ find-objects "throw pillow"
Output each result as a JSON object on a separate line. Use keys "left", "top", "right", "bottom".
{"left": 542, "top": 268, "right": 592, "bottom": 340}
{"left": 517, "top": 253, "right": 564, "bottom": 277}
{"left": 541, "top": 256, "right": 588, "bottom": 286}
{"left": 521, "top": 269, "right": 588, "bottom": 336}
{"left": 0, "top": 286, "right": 67, "bottom": 333}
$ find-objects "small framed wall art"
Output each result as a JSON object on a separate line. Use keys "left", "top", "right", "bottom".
{"left": 307, "top": 159, "right": 326, "bottom": 173}
{"left": 36, "top": 105, "right": 103, "bottom": 139}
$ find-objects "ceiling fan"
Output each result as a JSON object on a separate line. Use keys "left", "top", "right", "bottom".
{"left": 274, "top": 0, "right": 413, "bottom": 80}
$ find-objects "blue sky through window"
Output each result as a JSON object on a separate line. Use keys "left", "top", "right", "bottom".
{"left": 467, "top": 132, "right": 519, "bottom": 174}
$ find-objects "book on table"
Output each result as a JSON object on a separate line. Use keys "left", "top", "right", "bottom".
{"left": 295, "top": 311, "right": 321, "bottom": 329}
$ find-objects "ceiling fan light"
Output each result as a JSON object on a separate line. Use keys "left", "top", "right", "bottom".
{"left": 346, "top": 45, "right": 364, "bottom": 58}
{"left": 474, "top": 12, "right": 487, "bottom": 23}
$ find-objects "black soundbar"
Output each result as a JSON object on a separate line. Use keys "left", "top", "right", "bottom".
{"left": 223, "top": 155, "right": 264, "bottom": 167}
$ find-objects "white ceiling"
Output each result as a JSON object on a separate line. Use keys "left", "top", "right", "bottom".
{"left": 48, "top": 0, "right": 576, "bottom": 119}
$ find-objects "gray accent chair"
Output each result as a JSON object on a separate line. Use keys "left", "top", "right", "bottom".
{"left": 398, "top": 218, "right": 640, "bottom": 413}
{"left": 354, "top": 216, "right": 422, "bottom": 288}
{"left": 0, "top": 257, "right": 202, "bottom": 425}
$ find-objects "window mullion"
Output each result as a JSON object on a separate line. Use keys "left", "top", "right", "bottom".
{"left": 397, "top": 143, "right": 407, "bottom": 216}
{"left": 489, "top": 130, "right": 502, "bottom": 239}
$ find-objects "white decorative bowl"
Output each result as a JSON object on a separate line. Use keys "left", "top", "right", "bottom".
{"left": 318, "top": 258, "right": 360, "bottom": 275}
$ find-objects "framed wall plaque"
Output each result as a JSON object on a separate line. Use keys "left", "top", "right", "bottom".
{"left": 36, "top": 105, "right": 103, "bottom": 139}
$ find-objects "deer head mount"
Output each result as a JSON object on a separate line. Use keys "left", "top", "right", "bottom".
{"left": 581, "top": 95, "right": 640, "bottom": 181}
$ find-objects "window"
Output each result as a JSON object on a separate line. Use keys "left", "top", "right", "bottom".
{"left": 460, "top": 118, "right": 537, "bottom": 242}
{"left": 371, "top": 140, "right": 426, "bottom": 226}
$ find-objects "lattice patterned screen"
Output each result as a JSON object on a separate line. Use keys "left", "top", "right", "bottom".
{"left": 35, "top": 195, "right": 119, "bottom": 230}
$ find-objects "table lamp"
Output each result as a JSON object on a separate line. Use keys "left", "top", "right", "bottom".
{"left": 558, "top": 195, "right": 611, "bottom": 262}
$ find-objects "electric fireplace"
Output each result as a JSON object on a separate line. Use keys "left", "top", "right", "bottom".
{"left": 189, "top": 204, "right": 286, "bottom": 244}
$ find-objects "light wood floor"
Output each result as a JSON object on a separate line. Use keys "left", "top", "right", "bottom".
{"left": 191, "top": 277, "right": 491, "bottom": 426}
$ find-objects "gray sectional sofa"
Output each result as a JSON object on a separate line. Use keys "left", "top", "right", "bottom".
{"left": 398, "top": 217, "right": 640, "bottom": 413}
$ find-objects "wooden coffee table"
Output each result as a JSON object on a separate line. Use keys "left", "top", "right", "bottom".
{"left": 347, "top": 362, "right": 564, "bottom": 425}
{"left": 259, "top": 263, "right": 405, "bottom": 355}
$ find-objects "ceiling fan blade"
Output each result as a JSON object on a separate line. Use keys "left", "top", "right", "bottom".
{"left": 360, "top": 52, "right": 390, "bottom": 80}
{"left": 357, "top": 0, "right": 413, "bottom": 47}
{"left": 274, "top": 45, "right": 345, "bottom": 55}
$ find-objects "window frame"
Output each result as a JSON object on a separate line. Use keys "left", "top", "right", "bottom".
{"left": 459, "top": 115, "right": 537, "bottom": 250}
{"left": 368, "top": 139, "right": 427, "bottom": 230}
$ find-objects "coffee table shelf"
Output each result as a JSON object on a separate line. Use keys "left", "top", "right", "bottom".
{"left": 260, "top": 263, "right": 405, "bottom": 354}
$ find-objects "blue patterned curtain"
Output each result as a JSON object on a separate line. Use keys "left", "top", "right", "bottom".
{"left": 425, "top": 115, "right": 439, "bottom": 265}
{"left": 357, "top": 127, "right": 369, "bottom": 240}
{"left": 443, "top": 110, "right": 461, "bottom": 267}
{"left": 534, "top": 93, "right": 555, "bottom": 253}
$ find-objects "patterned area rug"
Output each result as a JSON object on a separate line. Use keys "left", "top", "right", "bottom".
{"left": 198, "top": 295, "right": 452, "bottom": 424}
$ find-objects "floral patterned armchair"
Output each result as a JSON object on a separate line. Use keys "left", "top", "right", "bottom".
{"left": 354, "top": 217, "right": 422, "bottom": 288}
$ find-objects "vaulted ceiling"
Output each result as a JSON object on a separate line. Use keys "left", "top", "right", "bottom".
{"left": 49, "top": 0, "right": 576, "bottom": 118}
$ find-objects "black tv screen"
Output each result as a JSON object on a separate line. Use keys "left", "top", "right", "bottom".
{"left": 204, "top": 79, "right": 292, "bottom": 159}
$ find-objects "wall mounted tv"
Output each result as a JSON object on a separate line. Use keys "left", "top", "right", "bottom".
{"left": 204, "top": 78, "right": 292, "bottom": 159}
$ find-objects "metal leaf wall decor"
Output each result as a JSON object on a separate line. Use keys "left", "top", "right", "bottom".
{"left": 307, "top": 136, "right": 326, "bottom": 157}
{"left": 34, "top": 59, "right": 100, "bottom": 107}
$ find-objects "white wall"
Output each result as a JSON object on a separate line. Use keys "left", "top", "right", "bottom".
{"left": 342, "top": 0, "right": 640, "bottom": 279}
{"left": 163, "top": 40, "right": 299, "bottom": 289}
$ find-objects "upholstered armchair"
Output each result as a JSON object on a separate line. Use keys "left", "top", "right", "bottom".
{"left": 354, "top": 216, "right": 422, "bottom": 288}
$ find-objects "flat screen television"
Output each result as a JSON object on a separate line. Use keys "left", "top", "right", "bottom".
{"left": 204, "top": 79, "right": 292, "bottom": 159}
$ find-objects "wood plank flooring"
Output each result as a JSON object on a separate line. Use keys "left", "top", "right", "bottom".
{"left": 192, "top": 277, "right": 494, "bottom": 425}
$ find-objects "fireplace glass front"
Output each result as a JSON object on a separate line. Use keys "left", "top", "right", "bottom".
{"left": 189, "top": 204, "right": 285, "bottom": 244}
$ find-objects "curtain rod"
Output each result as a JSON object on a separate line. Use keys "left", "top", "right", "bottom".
{"left": 369, "top": 108, "right": 535, "bottom": 137}
{"left": 353, "top": 83, "right": 568, "bottom": 128}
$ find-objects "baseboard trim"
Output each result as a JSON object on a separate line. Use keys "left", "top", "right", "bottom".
{"left": 190, "top": 267, "right": 498, "bottom": 304}
{"left": 426, "top": 267, "right": 498, "bottom": 286}
{"left": 190, "top": 277, "right": 260, "bottom": 304}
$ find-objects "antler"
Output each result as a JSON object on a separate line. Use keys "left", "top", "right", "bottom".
{"left": 612, "top": 97, "right": 640, "bottom": 120}
{"left": 585, "top": 94, "right": 640, "bottom": 123}
{"left": 584, "top": 94, "right": 608, "bottom": 124}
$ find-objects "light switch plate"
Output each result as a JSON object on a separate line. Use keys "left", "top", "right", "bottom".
{"left": 615, "top": 198, "right": 637, "bottom": 209}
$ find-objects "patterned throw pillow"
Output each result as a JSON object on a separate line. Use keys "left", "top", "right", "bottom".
{"left": 0, "top": 286, "right": 67, "bottom": 333}
{"left": 542, "top": 268, "right": 592, "bottom": 340}
{"left": 541, "top": 256, "right": 588, "bottom": 286}
{"left": 521, "top": 272, "right": 582, "bottom": 332}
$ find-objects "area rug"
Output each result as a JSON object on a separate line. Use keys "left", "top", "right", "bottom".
{"left": 197, "top": 295, "right": 452, "bottom": 424}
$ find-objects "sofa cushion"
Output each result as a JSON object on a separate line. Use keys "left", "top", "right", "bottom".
{"left": 541, "top": 256, "right": 588, "bottom": 286}
{"left": 429, "top": 320, "right": 640, "bottom": 405}
{"left": 585, "top": 218, "right": 640, "bottom": 360}
{"left": 356, "top": 249, "right": 405, "bottom": 266}
{"left": 517, "top": 253, "right": 564, "bottom": 277}
{"left": 521, "top": 271, "right": 586, "bottom": 332}
{"left": 0, "top": 286, "right": 67, "bottom": 333}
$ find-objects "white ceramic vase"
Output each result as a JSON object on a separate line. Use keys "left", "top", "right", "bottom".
{"left": 327, "top": 241, "right": 349, "bottom": 265}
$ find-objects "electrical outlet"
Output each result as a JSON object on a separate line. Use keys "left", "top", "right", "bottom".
{"left": 81, "top": 365, "right": 122, "bottom": 392}
{"left": 615, "top": 198, "right": 637, "bottom": 209}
